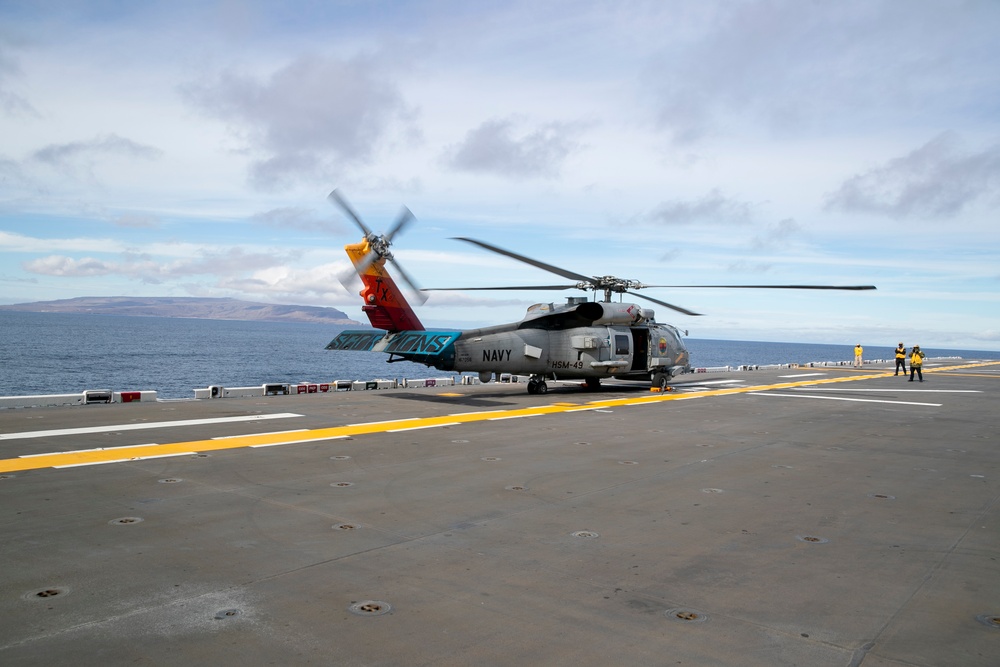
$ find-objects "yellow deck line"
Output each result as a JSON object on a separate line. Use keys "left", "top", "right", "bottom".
{"left": 3, "top": 361, "right": 997, "bottom": 474}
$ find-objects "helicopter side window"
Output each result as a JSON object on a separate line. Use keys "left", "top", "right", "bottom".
{"left": 614, "top": 335, "right": 629, "bottom": 355}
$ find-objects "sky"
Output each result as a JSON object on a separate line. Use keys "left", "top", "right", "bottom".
{"left": 1, "top": 0, "right": 999, "bottom": 351}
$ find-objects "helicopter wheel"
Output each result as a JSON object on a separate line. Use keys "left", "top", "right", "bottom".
{"left": 652, "top": 373, "right": 669, "bottom": 392}
{"left": 527, "top": 380, "right": 538, "bottom": 394}
{"left": 537, "top": 381, "right": 547, "bottom": 394}
{"left": 584, "top": 377, "right": 601, "bottom": 390}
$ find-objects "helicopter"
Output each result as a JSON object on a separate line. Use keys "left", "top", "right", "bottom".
{"left": 325, "top": 191, "right": 876, "bottom": 394}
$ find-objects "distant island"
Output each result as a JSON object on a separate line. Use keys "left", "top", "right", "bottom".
{"left": 0, "top": 297, "right": 362, "bottom": 325}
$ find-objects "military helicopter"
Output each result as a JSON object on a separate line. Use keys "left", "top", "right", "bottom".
{"left": 325, "top": 191, "right": 876, "bottom": 394}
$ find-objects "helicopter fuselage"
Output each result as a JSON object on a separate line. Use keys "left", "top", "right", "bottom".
{"left": 327, "top": 298, "right": 690, "bottom": 390}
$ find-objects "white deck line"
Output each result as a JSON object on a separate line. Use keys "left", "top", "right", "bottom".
{"left": 1, "top": 413, "right": 303, "bottom": 440}
{"left": 749, "top": 392, "right": 942, "bottom": 407}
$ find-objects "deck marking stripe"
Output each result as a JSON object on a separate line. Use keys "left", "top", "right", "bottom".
{"left": 779, "top": 373, "right": 827, "bottom": 378}
{"left": 749, "top": 392, "right": 942, "bottom": 407}
{"left": 791, "top": 388, "right": 980, "bottom": 393}
{"left": 3, "top": 360, "right": 996, "bottom": 473}
{"left": 214, "top": 429, "right": 309, "bottom": 439}
{"left": 53, "top": 452, "right": 196, "bottom": 468}
{"left": 388, "top": 422, "right": 461, "bottom": 432}
{"left": 251, "top": 436, "right": 349, "bottom": 448}
{"left": 19, "top": 442, "right": 160, "bottom": 458}
{"left": 0, "top": 413, "right": 303, "bottom": 440}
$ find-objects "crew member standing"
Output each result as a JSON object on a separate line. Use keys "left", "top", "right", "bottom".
{"left": 854, "top": 344, "right": 864, "bottom": 368}
{"left": 909, "top": 345, "right": 925, "bottom": 382}
{"left": 894, "top": 343, "right": 907, "bottom": 376}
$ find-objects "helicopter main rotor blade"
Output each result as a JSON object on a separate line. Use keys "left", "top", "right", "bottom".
{"left": 421, "top": 284, "right": 579, "bottom": 292}
{"left": 624, "top": 291, "right": 702, "bottom": 317}
{"left": 644, "top": 284, "right": 877, "bottom": 290}
{"left": 453, "top": 237, "right": 594, "bottom": 284}
{"left": 328, "top": 189, "right": 373, "bottom": 237}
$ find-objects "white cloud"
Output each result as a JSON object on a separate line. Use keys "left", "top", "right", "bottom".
{"left": 646, "top": 189, "right": 756, "bottom": 226}
{"left": 251, "top": 206, "right": 346, "bottom": 234}
{"left": 646, "top": 1, "right": 1000, "bottom": 143}
{"left": 442, "top": 117, "right": 582, "bottom": 179}
{"left": 0, "top": 36, "right": 39, "bottom": 118}
{"left": 31, "top": 134, "right": 163, "bottom": 166}
{"left": 824, "top": 133, "right": 1000, "bottom": 219}
{"left": 182, "top": 54, "right": 411, "bottom": 190}
{"left": 22, "top": 247, "right": 302, "bottom": 286}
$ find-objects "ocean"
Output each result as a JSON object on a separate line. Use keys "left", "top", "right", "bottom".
{"left": 1, "top": 311, "right": 997, "bottom": 399}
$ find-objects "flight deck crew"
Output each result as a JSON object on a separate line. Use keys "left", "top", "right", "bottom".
{"left": 894, "top": 343, "right": 907, "bottom": 376}
{"left": 909, "top": 345, "right": 925, "bottom": 382}
{"left": 854, "top": 344, "right": 863, "bottom": 368}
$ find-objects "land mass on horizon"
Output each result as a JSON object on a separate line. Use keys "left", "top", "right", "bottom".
{"left": 0, "top": 296, "right": 362, "bottom": 325}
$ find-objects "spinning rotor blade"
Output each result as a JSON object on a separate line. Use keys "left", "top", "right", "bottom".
{"left": 644, "top": 284, "right": 877, "bottom": 290}
{"left": 422, "top": 284, "right": 579, "bottom": 292}
{"left": 388, "top": 257, "right": 427, "bottom": 305}
{"left": 328, "top": 189, "right": 372, "bottom": 236}
{"left": 386, "top": 207, "right": 415, "bottom": 241}
{"left": 453, "top": 237, "right": 593, "bottom": 284}
{"left": 624, "top": 291, "right": 702, "bottom": 317}
{"left": 337, "top": 249, "right": 379, "bottom": 292}
{"left": 328, "top": 189, "right": 425, "bottom": 303}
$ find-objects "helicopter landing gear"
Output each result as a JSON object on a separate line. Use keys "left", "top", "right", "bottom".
{"left": 584, "top": 377, "right": 601, "bottom": 390}
{"left": 527, "top": 377, "right": 548, "bottom": 395}
{"left": 651, "top": 372, "right": 669, "bottom": 392}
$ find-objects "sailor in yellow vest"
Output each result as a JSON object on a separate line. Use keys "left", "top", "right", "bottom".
{"left": 854, "top": 344, "right": 863, "bottom": 368}
{"left": 909, "top": 345, "right": 925, "bottom": 382}
{"left": 894, "top": 343, "right": 907, "bottom": 376}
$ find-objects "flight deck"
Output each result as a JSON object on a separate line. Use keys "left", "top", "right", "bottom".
{"left": 2, "top": 359, "right": 998, "bottom": 665}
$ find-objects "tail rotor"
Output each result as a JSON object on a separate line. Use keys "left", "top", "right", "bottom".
{"left": 329, "top": 189, "right": 426, "bottom": 304}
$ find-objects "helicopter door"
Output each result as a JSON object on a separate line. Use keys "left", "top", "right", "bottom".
{"left": 630, "top": 328, "right": 648, "bottom": 372}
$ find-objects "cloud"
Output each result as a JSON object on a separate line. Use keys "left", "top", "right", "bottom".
{"left": 23, "top": 248, "right": 299, "bottom": 285}
{"left": 0, "top": 230, "right": 126, "bottom": 254}
{"left": 22, "top": 256, "right": 112, "bottom": 277}
{"left": 216, "top": 262, "right": 350, "bottom": 302}
{"left": 647, "top": 189, "right": 755, "bottom": 225}
{"left": 32, "top": 134, "right": 163, "bottom": 166}
{"left": 644, "top": 2, "right": 1000, "bottom": 144}
{"left": 750, "top": 217, "right": 801, "bottom": 250}
{"left": 824, "top": 133, "right": 1000, "bottom": 219}
{"left": 726, "top": 261, "right": 772, "bottom": 274}
{"left": 111, "top": 213, "right": 161, "bottom": 229}
{"left": 29, "top": 134, "right": 163, "bottom": 182}
{"left": 442, "top": 117, "right": 581, "bottom": 179}
{"left": 0, "top": 37, "right": 40, "bottom": 118}
{"left": 251, "top": 206, "right": 346, "bottom": 234}
{"left": 183, "top": 54, "right": 409, "bottom": 190}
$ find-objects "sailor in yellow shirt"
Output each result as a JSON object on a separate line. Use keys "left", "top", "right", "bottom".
{"left": 854, "top": 344, "right": 863, "bottom": 368}
{"left": 894, "top": 343, "right": 907, "bottom": 376}
{"left": 909, "top": 345, "right": 925, "bottom": 382}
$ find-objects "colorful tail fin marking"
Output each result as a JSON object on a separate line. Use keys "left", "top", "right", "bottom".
{"left": 345, "top": 240, "right": 424, "bottom": 332}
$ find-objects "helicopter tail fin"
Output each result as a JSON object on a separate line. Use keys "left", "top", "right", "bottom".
{"left": 345, "top": 240, "right": 425, "bottom": 332}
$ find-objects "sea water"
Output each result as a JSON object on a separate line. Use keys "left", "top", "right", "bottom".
{"left": 1, "top": 311, "right": 997, "bottom": 399}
